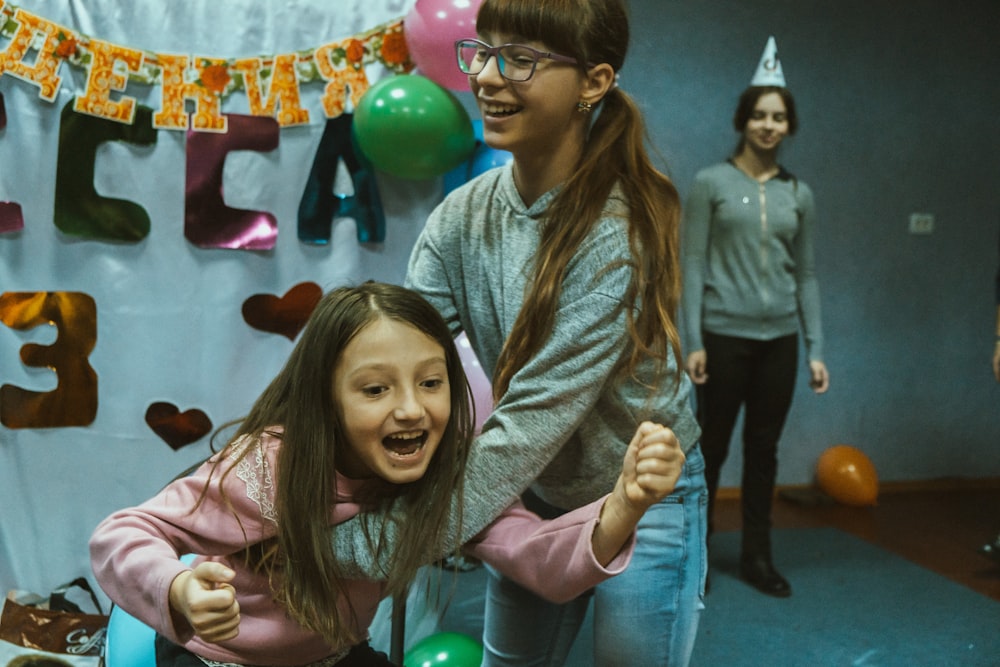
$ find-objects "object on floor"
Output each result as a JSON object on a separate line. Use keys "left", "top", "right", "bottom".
{"left": 777, "top": 486, "right": 836, "bottom": 507}
{"left": 739, "top": 556, "right": 792, "bottom": 598}
{"left": 815, "top": 444, "right": 879, "bottom": 506}
{"left": 0, "top": 578, "right": 107, "bottom": 667}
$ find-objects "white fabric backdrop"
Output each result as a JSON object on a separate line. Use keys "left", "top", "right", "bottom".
{"left": 0, "top": 0, "right": 449, "bottom": 608}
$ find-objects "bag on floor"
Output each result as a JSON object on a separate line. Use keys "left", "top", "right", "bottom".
{"left": 0, "top": 577, "right": 107, "bottom": 667}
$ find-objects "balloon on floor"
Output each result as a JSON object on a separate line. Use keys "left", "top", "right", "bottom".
{"left": 404, "top": 631, "right": 484, "bottom": 667}
{"left": 815, "top": 444, "right": 879, "bottom": 506}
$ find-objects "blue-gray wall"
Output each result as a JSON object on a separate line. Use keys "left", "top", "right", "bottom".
{"left": 625, "top": 0, "right": 1000, "bottom": 486}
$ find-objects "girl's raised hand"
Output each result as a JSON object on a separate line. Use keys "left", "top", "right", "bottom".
{"left": 621, "top": 421, "right": 685, "bottom": 510}
{"left": 168, "top": 561, "right": 241, "bottom": 644}
{"left": 593, "top": 422, "right": 686, "bottom": 566}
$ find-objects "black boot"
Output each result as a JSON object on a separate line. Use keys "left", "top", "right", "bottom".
{"left": 740, "top": 530, "right": 791, "bottom": 597}
{"left": 739, "top": 555, "right": 791, "bottom": 597}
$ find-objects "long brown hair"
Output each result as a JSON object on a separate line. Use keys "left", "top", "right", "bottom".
{"left": 478, "top": 0, "right": 683, "bottom": 399}
{"left": 208, "top": 282, "right": 472, "bottom": 646}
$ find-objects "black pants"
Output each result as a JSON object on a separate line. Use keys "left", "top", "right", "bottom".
{"left": 155, "top": 634, "right": 399, "bottom": 667}
{"left": 696, "top": 331, "right": 798, "bottom": 558}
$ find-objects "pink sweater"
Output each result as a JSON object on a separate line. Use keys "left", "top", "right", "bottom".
{"left": 90, "top": 432, "right": 633, "bottom": 666}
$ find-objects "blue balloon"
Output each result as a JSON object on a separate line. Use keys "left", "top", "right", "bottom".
{"left": 104, "top": 555, "right": 196, "bottom": 667}
{"left": 105, "top": 602, "right": 157, "bottom": 667}
{"left": 442, "top": 119, "right": 513, "bottom": 195}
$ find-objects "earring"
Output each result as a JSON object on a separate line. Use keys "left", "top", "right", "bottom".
{"left": 576, "top": 100, "right": 594, "bottom": 113}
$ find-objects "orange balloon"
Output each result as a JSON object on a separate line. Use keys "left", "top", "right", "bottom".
{"left": 815, "top": 445, "right": 879, "bottom": 506}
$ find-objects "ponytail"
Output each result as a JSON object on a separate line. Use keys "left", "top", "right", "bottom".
{"left": 492, "top": 87, "right": 683, "bottom": 400}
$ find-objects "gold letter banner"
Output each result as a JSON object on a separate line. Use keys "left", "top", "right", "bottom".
{"left": 0, "top": 2, "right": 412, "bottom": 130}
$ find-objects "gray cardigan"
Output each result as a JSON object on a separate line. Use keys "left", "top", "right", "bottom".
{"left": 681, "top": 161, "right": 825, "bottom": 361}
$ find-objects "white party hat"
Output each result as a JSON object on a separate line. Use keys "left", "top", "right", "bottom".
{"left": 750, "top": 36, "right": 786, "bottom": 87}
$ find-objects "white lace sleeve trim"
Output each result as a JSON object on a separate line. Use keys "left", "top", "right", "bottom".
{"left": 229, "top": 434, "right": 277, "bottom": 526}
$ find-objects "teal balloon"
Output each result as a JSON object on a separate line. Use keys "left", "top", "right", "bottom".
{"left": 353, "top": 75, "right": 475, "bottom": 180}
{"left": 403, "top": 632, "right": 484, "bottom": 667}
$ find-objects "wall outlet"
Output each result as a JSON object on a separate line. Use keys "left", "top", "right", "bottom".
{"left": 908, "top": 212, "right": 935, "bottom": 235}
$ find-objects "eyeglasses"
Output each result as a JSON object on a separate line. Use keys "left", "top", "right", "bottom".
{"left": 455, "top": 38, "right": 581, "bottom": 82}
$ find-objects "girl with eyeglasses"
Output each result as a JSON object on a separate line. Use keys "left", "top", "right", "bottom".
{"left": 331, "top": 1, "right": 707, "bottom": 665}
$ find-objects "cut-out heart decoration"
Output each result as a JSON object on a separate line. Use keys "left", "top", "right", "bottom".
{"left": 242, "top": 282, "right": 323, "bottom": 341}
{"left": 145, "top": 402, "right": 213, "bottom": 450}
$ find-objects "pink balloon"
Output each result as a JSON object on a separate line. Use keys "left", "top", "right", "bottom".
{"left": 404, "top": 0, "right": 482, "bottom": 91}
{"left": 455, "top": 332, "right": 493, "bottom": 434}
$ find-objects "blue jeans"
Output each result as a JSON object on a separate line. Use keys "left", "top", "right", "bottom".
{"left": 481, "top": 445, "right": 707, "bottom": 667}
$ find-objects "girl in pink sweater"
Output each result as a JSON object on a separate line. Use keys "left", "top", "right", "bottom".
{"left": 90, "top": 282, "right": 685, "bottom": 667}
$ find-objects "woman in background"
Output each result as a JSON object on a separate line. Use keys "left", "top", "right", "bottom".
{"left": 681, "top": 40, "right": 829, "bottom": 598}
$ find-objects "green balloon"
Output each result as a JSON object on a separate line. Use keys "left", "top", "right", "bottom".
{"left": 354, "top": 74, "right": 476, "bottom": 180}
{"left": 403, "top": 632, "right": 484, "bottom": 667}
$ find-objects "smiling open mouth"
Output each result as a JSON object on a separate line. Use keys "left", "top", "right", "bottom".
{"left": 383, "top": 431, "right": 428, "bottom": 457}
{"left": 483, "top": 104, "right": 521, "bottom": 117}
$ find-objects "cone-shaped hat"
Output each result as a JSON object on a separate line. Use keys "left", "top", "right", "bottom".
{"left": 750, "top": 36, "right": 786, "bottom": 87}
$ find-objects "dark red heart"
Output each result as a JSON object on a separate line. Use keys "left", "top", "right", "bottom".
{"left": 242, "top": 282, "right": 322, "bottom": 340}
{"left": 145, "top": 402, "right": 212, "bottom": 450}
